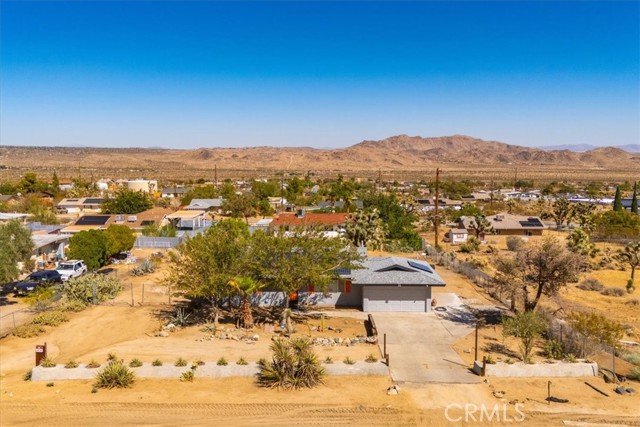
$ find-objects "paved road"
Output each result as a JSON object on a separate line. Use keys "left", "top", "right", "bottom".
{"left": 373, "top": 293, "right": 480, "bottom": 384}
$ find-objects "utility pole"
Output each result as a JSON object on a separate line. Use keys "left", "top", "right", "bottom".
{"left": 214, "top": 164, "right": 218, "bottom": 189}
{"left": 434, "top": 168, "right": 440, "bottom": 248}
{"left": 490, "top": 179, "right": 494, "bottom": 210}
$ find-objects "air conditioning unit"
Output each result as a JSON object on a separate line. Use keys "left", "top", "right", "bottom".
{"left": 127, "top": 215, "right": 137, "bottom": 223}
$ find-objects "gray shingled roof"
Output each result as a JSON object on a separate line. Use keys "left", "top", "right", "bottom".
{"left": 185, "top": 198, "right": 224, "bottom": 210}
{"left": 350, "top": 257, "right": 445, "bottom": 286}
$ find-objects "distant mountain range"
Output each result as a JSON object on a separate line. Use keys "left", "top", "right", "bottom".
{"left": 538, "top": 143, "right": 640, "bottom": 153}
{"left": 1, "top": 135, "right": 639, "bottom": 173}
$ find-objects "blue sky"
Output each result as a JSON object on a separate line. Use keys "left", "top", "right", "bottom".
{"left": 1, "top": 1, "right": 638, "bottom": 149}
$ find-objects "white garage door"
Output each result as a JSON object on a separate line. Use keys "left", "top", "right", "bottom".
{"left": 363, "top": 286, "right": 427, "bottom": 312}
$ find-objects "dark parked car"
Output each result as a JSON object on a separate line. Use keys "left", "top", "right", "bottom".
{"left": 13, "top": 270, "right": 63, "bottom": 295}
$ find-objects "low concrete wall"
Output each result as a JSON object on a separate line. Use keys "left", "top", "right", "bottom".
{"left": 31, "top": 361, "right": 389, "bottom": 382}
{"left": 472, "top": 360, "right": 598, "bottom": 378}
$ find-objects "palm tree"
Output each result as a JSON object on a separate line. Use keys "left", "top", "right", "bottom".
{"left": 229, "top": 276, "right": 264, "bottom": 329}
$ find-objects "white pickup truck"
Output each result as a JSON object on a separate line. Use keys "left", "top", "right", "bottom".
{"left": 56, "top": 260, "right": 88, "bottom": 282}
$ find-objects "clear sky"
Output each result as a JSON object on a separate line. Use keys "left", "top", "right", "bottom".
{"left": 1, "top": 1, "right": 638, "bottom": 149}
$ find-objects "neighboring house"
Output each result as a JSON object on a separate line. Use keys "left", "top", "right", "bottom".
{"left": 184, "top": 198, "right": 224, "bottom": 212}
{"left": 161, "top": 186, "right": 191, "bottom": 198}
{"left": 60, "top": 215, "right": 114, "bottom": 234}
{"left": 268, "top": 196, "right": 288, "bottom": 211}
{"left": 270, "top": 211, "right": 348, "bottom": 231}
{"left": 57, "top": 197, "right": 105, "bottom": 214}
{"left": 0, "top": 213, "right": 29, "bottom": 223}
{"left": 112, "top": 207, "right": 174, "bottom": 233}
{"left": 459, "top": 213, "right": 547, "bottom": 236}
{"left": 58, "top": 180, "right": 75, "bottom": 192}
{"left": 164, "top": 209, "right": 211, "bottom": 232}
{"left": 461, "top": 192, "right": 492, "bottom": 202}
{"left": 443, "top": 228, "right": 469, "bottom": 245}
{"left": 416, "top": 198, "right": 462, "bottom": 211}
{"left": 295, "top": 257, "right": 445, "bottom": 312}
{"left": 31, "top": 233, "right": 69, "bottom": 267}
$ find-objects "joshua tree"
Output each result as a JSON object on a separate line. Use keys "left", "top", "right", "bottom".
{"left": 229, "top": 276, "right": 264, "bottom": 329}
{"left": 618, "top": 240, "right": 640, "bottom": 293}
{"left": 470, "top": 215, "right": 494, "bottom": 240}
{"left": 345, "top": 208, "right": 386, "bottom": 250}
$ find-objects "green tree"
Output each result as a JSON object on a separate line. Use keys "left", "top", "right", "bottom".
{"left": 142, "top": 223, "right": 177, "bottom": 237}
{"left": 101, "top": 189, "right": 153, "bottom": 214}
{"left": 344, "top": 208, "right": 386, "bottom": 250}
{"left": 632, "top": 182, "right": 638, "bottom": 214}
{"left": 229, "top": 276, "right": 264, "bottom": 329}
{"left": 566, "top": 228, "right": 598, "bottom": 257}
{"left": 545, "top": 197, "right": 572, "bottom": 229}
{"left": 51, "top": 171, "right": 60, "bottom": 195}
{"left": 28, "top": 205, "right": 59, "bottom": 225}
{"left": 363, "top": 193, "right": 420, "bottom": 249}
{"left": 180, "top": 185, "right": 218, "bottom": 205}
{"left": 68, "top": 230, "right": 110, "bottom": 270}
{"left": 165, "top": 219, "right": 250, "bottom": 323}
{"left": 104, "top": 225, "right": 136, "bottom": 256}
{"left": 571, "top": 203, "right": 596, "bottom": 232}
{"left": 0, "top": 220, "right": 34, "bottom": 283}
{"left": 248, "top": 229, "right": 361, "bottom": 307}
{"left": 222, "top": 194, "right": 257, "bottom": 223}
{"left": 494, "top": 237, "right": 584, "bottom": 312}
{"left": 469, "top": 215, "right": 494, "bottom": 240}
{"left": 502, "top": 311, "right": 548, "bottom": 363}
{"left": 568, "top": 312, "right": 623, "bottom": 352}
{"left": 617, "top": 240, "right": 639, "bottom": 293}
{"left": 18, "top": 172, "right": 47, "bottom": 194}
{"left": 613, "top": 186, "right": 623, "bottom": 211}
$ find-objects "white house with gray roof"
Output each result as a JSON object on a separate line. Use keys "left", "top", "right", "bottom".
{"left": 296, "top": 256, "right": 445, "bottom": 312}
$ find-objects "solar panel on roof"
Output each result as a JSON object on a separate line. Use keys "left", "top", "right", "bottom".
{"left": 84, "top": 198, "right": 104, "bottom": 204}
{"left": 141, "top": 220, "right": 155, "bottom": 226}
{"left": 407, "top": 260, "right": 434, "bottom": 274}
{"left": 75, "top": 215, "right": 111, "bottom": 226}
{"left": 519, "top": 219, "right": 543, "bottom": 227}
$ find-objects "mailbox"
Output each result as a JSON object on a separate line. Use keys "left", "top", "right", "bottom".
{"left": 35, "top": 342, "right": 47, "bottom": 366}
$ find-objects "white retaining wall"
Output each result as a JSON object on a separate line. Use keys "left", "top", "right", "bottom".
{"left": 472, "top": 360, "right": 598, "bottom": 378}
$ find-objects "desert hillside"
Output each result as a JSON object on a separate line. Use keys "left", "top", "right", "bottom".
{"left": 1, "top": 135, "right": 638, "bottom": 181}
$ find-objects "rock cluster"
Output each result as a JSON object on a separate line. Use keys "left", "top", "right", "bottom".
{"left": 312, "top": 336, "right": 377, "bottom": 347}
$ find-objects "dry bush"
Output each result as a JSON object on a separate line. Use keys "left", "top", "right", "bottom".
{"left": 32, "top": 310, "right": 68, "bottom": 327}
{"left": 577, "top": 278, "right": 604, "bottom": 292}
{"left": 601, "top": 287, "right": 626, "bottom": 297}
{"left": 13, "top": 324, "right": 46, "bottom": 338}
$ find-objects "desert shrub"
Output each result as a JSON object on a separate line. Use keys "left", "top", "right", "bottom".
{"left": 216, "top": 357, "right": 228, "bottom": 366}
{"left": 343, "top": 356, "right": 356, "bottom": 365}
{"left": 506, "top": 237, "right": 525, "bottom": 252}
{"left": 365, "top": 354, "right": 378, "bottom": 363}
{"left": 175, "top": 357, "right": 187, "bottom": 367}
{"left": 564, "top": 353, "right": 578, "bottom": 363}
{"left": 543, "top": 339, "right": 565, "bottom": 360}
{"left": 621, "top": 353, "right": 640, "bottom": 367}
{"left": 107, "top": 352, "right": 118, "bottom": 362}
{"left": 627, "top": 299, "right": 640, "bottom": 306}
{"left": 628, "top": 367, "right": 640, "bottom": 381}
{"left": 199, "top": 322, "right": 216, "bottom": 333}
{"left": 59, "top": 300, "right": 87, "bottom": 312}
{"left": 502, "top": 311, "right": 548, "bottom": 363}
{"left": 485, "top": 355, "right": 496, "bottom": 364}
{"left": 258, "top": 338, "right": 325, "bottom": 390}
{"left": 46, "top": 382, "right": 54, "bottom": 387}
{"left": 129, "top": 358, "right": 143, "bottom": 368}
{"left": 460, "top": 237, "right": 481, "bottom": 253}
{"left": 23, "top": 286, "right": 58, "bottom": 311}
{"left": 323, "top": 356, "right": 333, "bottom": 364}
{"left": 91, "top": 387, "right": 98, "bottom": 393}
{"left": 150, "top": 252, "right": 165, "bottom": 264}
{"left": 23, "top": 371, "right": 32, "bottom": 381}
{"left": 180, "top": 370, "right": 195, "bottom": 382}
{"left": 86, "top": 360, "right": 101, "bottom": 368}
{"left": 505, "top": 358, "right": 514, "bottom": 365}
{"left": 601, "top": 287, "right": 626, "bottom": 297}
{"left": 169, "top": 308, "right": 191, "bottom": 327}
{"left": 94, "top": 360, "right": 135, "bottom": 389}
{"left": 130, "top": 259, "right": 156, "bottom": 277}
{"left": 236, "top": 357, "right": 248, "bottom": 366}
{"left": 194, "top": 359, "right": 205, "bottom": 366}
{"left": 65, "top": 360, "right": 79, "bottom": 369}
{"left": 577, "top": 278, "right": 604, "bottom": 292}
{"left": 152, "top": 359, "right": 163, "bottom": 366}
{"left": 32, "top": 310, "right": 68, "bottom": 327}
{"left": 12, "top": 323, "right": 46, "bottom": 338}
{"left": 63, "top": 274, "right": 123, "bottom": 305}
{"left": 40, "top": 357, "right": 55, "bottom": 368}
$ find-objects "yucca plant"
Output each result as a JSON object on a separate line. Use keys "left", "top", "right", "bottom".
{"left": 217, "top": 357, "right": 228, "bottom": 366}
{"left": 65, "top": 360, "right": 79, "bottom": 369}
{"left": 169, "top": 308, "right": 191, "bottom": 327}
{"left": 86, "top": 360, "right": 101, "bottom": 369}
{"left": 40, "top": 357, "right": 56, "bottom": 368}
{"left": 180, "top": 370, "right": 195, "bottom": 382}
{"left": 365, "top": 354, "right": 378, "bottom": 363}
{"left": 94, "top": 360, "right": 135, "bottom": 389}
{"left": 152, "top": 359, "right": 163, "bottom": 366}
{"left": 236, "top": 356, "right": 248, "bottom": 366}
{"left": 343, "top": 357, "right": 355, "bottom": 365}
{"left": 175, "top": 357, "right": 187, "bottom": 367}
{"left": 257, "top": 338, "right": 325, "bottom": 390}
{"left": 129, "top": 358, "right": 143, "bottom": 368}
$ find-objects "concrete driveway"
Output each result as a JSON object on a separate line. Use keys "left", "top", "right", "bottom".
{"left": 372, "top": 293, "right": 480, "bottom": 384}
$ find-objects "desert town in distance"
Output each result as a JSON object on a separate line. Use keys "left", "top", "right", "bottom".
{"left": 1, "top": 1, "right": 639, "bottom": 426}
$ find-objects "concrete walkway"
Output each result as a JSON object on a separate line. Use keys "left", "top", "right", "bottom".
{"left": 372, "top": 293, "right": 480, "bottom": 384}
